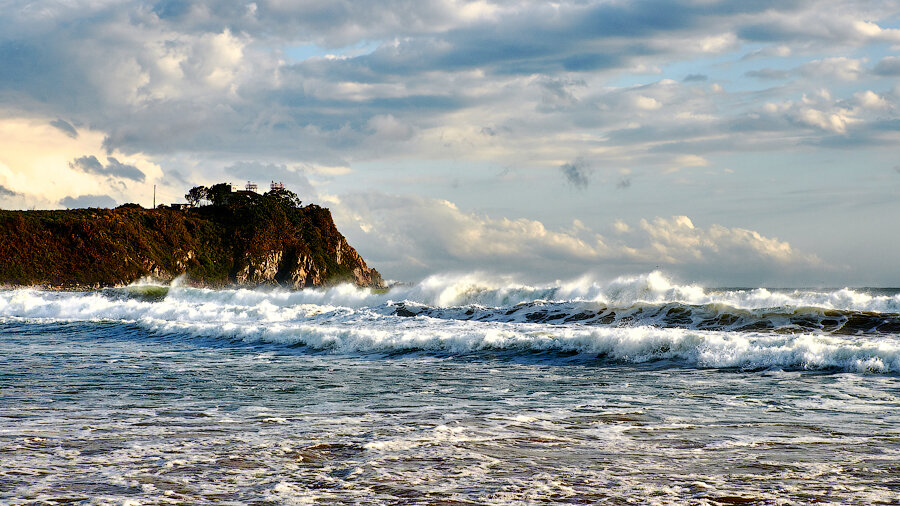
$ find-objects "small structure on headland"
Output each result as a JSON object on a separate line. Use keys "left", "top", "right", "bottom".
{"left": 181, "top": 181, "right": 292, "bottom": 208}
{"left": 235, "top": 181, "right": 258, "bottom": 198}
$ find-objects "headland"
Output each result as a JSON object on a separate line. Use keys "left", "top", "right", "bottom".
{"left": 0, "top": 183, "right": 383, "bottom": 290}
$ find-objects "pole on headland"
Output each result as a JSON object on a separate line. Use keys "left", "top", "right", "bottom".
{"left": 153, "top": 185, "right": 156, "bottom": 208}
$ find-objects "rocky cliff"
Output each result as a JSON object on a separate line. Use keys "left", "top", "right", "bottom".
{"left": 0, "top": 193, "right": 383, "bottom": 290}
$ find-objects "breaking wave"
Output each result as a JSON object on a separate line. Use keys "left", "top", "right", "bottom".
{"left": 1, "top": 271, "right": 899, "bottom": 373}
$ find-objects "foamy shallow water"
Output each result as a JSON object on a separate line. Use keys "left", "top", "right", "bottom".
{"left": 2, "top": 273, "right": 900, "bottom": 504}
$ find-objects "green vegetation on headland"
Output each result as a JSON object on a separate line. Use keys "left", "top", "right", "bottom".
{"left": 0, "top": 185, "right": 384, "bottom": 290}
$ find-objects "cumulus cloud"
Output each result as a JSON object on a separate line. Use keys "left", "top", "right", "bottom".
{"left": 852, "top": 90, "right": 890, "bottom": 110}
{"left": 730, "top": 88, "right": 894, "bottom": 138}
{"left": 799, "top": 57, "right": 864, "bottom": 81}
{"left": 633, "top": 216, "right": 815, "bottom": 266}
{"left": 69, "top": 155, "right": 146, "bottom": 182}
{"left": 367, "top": 114, "right": 414, "bottom": 142}
{"left": 0, "top": 0, "right": 896, "bottom": 175}
{"left": 333, "top": 193, "right": 821, "bottom": 284}
{"left": 59, "top": 194, "right": 117, "bottom": 209}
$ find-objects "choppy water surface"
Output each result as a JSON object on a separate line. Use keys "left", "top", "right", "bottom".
{"left": 2, "top": 272, "right": 900, "bottom": 504}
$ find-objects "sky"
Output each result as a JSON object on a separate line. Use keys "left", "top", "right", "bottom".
{"left": 1, "top": 0, "right": 898, "bottom": 287}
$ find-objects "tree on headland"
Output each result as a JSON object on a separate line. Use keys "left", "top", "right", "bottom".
{"left": 206, "top": 183, "right": 234, "bottom": 207}
{"left": 183, "top": 182, "right": 302, "bottom": 211}
{"left": 265, "top": 187, "right": 302, "bottom": 208}
{"left": 185, "top": 186, "right": 207, "bottom": 206}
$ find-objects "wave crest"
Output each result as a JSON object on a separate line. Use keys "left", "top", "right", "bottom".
{"left": 1, "top": 272, "right": 899, "bottom": 373}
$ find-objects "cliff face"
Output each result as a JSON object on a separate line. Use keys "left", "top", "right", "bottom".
{"left": 0, "top": 199, "right": 384, "bottom": 290}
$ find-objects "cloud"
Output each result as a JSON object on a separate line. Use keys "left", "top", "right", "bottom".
{"left": 69, "top": 155, "right": 146, "bottom": 182}
{"left": 745, "top": 68, "right": 791, "bottom": 80}
{"left": 0, "top": 184, "right": 20, "bottom": 197}
{"left": 745, "top": 57, "right": 863, "bottom": 82}
{"left": 59, "top": 194, "right": 117, "bottom": 209}
{"left": 634, "top": 216, "right": 816, "bottom": 266}
{"left": 787, "top": 92, "right": 860, "bottom": 134}
{"left": 49, "top": 119, "right": 78, "bottom": 138}
{"left": 799, "top": 57, "right": 863, "bottom": 81}
{"left": 367, "top": 114, "right": 414, "bottom": 141}
{"left": 560, "top": 159, "right": 591, "bottom": 188}
{"left": 738, "top": 14, "right": 900, "bottom": 45}
{"left": 666, "top": 154, "right": 710, "bottom": 173}
{"left": 332, "top": 192, "right": 608, "bottom": 280}
{"left": 224, "top": 161, "right": 317, "bottom": 198}
{"left": 0, "top": 0, "right": 896, "bottom": 177}
{"left": 852, "top": 90, "right": 890, "bottom": 110}
{"left": 873, "top": 56, "right": 900, "bottom": 76}
{"left": 0, "top": 0, "right": 896, "bottom": 288}
{"left": 741, "top": 45, "right": 792, "bottom": 60}
{"left": 0, "top": 117, "right": 163, "bottom": 209}
{"left": 332, "top": 192, "right": 822, "bottom": 284}
{"left": 617, "top": 178, "right": 632, "bottom": 189}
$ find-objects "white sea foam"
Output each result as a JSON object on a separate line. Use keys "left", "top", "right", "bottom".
{"left": 95, "top": 270, "right": 900, "bottom": 312}
{"left": 1, "top": 275, "right": 898, "bottom": 373}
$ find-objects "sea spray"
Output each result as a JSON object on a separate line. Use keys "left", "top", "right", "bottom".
{"left": 1, "top": 271, "right": 898, "bottom": 372}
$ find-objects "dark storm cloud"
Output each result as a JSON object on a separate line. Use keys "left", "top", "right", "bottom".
{"left": 69, "top": 155, "right": 146, "bottom": 182}
{"left": 560, "top": 159, "right": 591, "bottom": 189}
{"left": 50, "top": 119, "right": 78, "bottom": 138}
{"left": 59, "top": 194, "right": 117, "bottom": 209}
{"left": 683, "top": 74, "right": 708, "bottom": 82}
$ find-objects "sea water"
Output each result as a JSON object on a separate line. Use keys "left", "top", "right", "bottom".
{"left": 1, "top": 271, "right": 899, "bottom": 504}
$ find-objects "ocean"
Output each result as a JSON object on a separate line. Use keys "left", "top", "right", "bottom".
{"left": 1, "top": 271, "right": 899, "bottom": 504}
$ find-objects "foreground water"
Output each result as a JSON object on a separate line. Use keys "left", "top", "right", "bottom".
{"left": 1, "top": 272, "right": 899, "bottom": 504}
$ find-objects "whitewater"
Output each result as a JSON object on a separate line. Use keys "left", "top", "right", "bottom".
{"left": 2, "top": 271, "right": 899, "bottom": 503}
